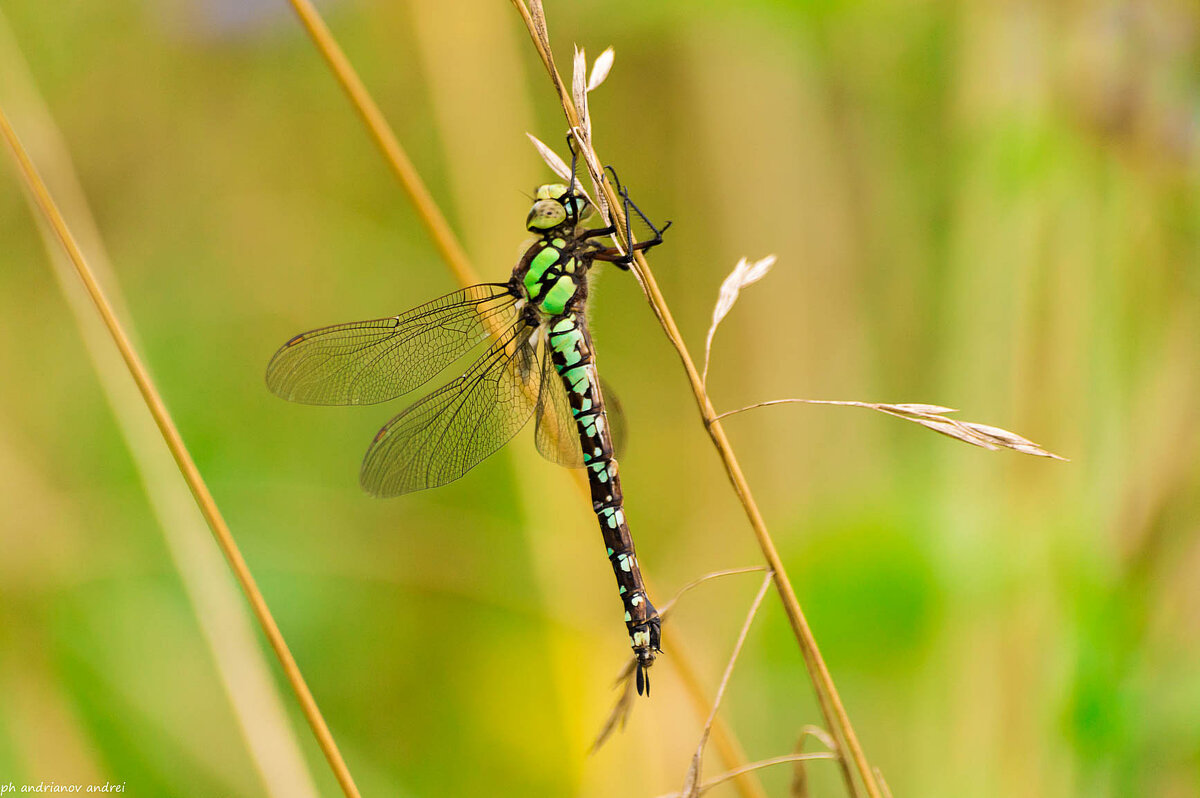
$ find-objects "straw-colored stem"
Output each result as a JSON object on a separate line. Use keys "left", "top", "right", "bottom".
{"left": 0, "top": 107, "right": 363, "bottom": 798}
{"left": 283, "top": 4, "right": 764, "bottom": 795}
{"left": 0, "top": 17, "right": 317, "bottom": 795}
{"left": 285, "top": 0, "right": 477, "bottom": 287}
{"left": 665, "top": 635, "right": 769, "bottom": 798}
{"left": 682, "top": 572, "right": 773, "bottom": 797}
{"left": 687, "top": 753, "right": 839, "bottom": 798}
{"left": 508, "top": 3, "right": 881, "bottom": 796}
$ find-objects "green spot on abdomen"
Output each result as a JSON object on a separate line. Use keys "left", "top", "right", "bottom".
{"left": 551, "top": 317, "right": 576, "bottom": 334}
{"left": 560, "top": 364, "right": 589, "bottom": 393}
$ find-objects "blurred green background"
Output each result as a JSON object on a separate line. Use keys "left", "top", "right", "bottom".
{"left": 1, "top": 1, "right": 1197, "bottom": 796}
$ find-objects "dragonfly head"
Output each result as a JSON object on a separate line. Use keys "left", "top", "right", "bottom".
{"left": 526, "top": 183, "right": 590, "bottom": 233}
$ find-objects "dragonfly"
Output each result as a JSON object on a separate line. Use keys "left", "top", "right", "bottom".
{"left": 266, "top": 169, "right": 670, "bottom": 694}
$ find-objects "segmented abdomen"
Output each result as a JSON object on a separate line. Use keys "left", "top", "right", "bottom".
{"left": 545, "top": 313, "right": 660, "bottom": 668}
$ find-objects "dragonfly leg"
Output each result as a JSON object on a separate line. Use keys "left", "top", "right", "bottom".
{"left": 601, "top": 165, "right": 671, "bottom": 268}
{"left": 564, "top": 131, "right": 583, "bottom": 193}
{"left": 578, "top": 224, "right": 617, "bottom": 241}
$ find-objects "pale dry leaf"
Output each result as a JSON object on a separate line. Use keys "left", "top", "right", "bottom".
{"left": 526, "top": 133, "right": 571, "bottom": 182}
{"left": 885, "top": 403, "right": 958, "bottom": 415}
{"left": 872, "top": 405, "right": 1065, "bottom": 458}
{"left": 588, "top": 47, "right": 615, "bottom": 92}
{"left": 525, "top": 133, "right": 593, "bottom": 202}
{"left": 703, "top": 255, "right": 777, "bottom": 385}
{"left": 966, "top": 422, "right": 1037, "bottom": 446}
{"left": 572, "top": 45, "right": 591, "bottom": 142}
{"left": 906, "top": 416, "right": 1000, "bottom": 450}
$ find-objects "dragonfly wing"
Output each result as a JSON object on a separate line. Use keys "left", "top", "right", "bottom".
{"left": 600, "top": 377, "right": 628, "bottom": 460}
{"left": 361, "top": 321, "right": 542, "bottom": 497}
{"left": 534, "top": 349, "right": 628, "bottom": 468}
{"left": 266, "top": 283, "right": 519, "bottom": 406}
{"left": 534, "top": 336, "right": 585, "bottom": 468}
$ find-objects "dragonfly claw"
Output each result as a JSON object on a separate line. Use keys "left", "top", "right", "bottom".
{"left": 636, "top": 662, "right": 650, "bottom": 697}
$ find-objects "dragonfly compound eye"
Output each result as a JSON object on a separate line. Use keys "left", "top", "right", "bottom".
{"left": 563, "top": 195, "right": 590, "bottom": 222}
{"left": 526, "top": 199, "right": 567, "bottom": 231}
{"left": 535, "top": 182, "right": 569, "bottom": 200}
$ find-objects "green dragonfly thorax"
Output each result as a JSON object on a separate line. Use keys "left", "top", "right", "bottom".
{"left": 520, "top": 235, "right": 586, "bottom": 317}
{"left": 519, "top": 184, "right": 595, "bottom": 316}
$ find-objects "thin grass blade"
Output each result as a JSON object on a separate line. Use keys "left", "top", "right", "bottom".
{"left": 681, "top": 572, "right": 774, "bottom": 797}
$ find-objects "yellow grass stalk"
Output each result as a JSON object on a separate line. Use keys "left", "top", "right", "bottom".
{"left": 0, "top": 14, "right": 320, "bottom": 797}
{"left": 0, "top": 106, "right": 363, "bottom": 798}
{"left": 281, "top": 2, "right": 766, "bottom": 796}
{"left": 509, "top": 1, "right": 885, "bottom": 795}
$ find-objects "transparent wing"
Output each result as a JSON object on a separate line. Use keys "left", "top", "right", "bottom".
{"left": 534, "top": 349, "right": 628, "bottom": 468}
{"left": 602, "top": 377, "right": 629, "bottom": 460}
{"left": 360, "top": 321, "right": 543, "bottom": 497}
{"left": 534, "top": 338, "right": 584, "bottom": 467}
{"left": 266, "top": 283, "right": 519, "bottom": 406}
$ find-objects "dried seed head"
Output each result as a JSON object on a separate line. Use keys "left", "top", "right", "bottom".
{"left": 588, "top": 47, "right": 615, "bottom": 92}
{"left": 703, "top": 255, "right": 778, "bottom": 385}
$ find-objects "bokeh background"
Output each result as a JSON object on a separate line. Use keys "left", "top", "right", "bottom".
{"left": 1, "top": 1, "right": 1198, "bottom": 796}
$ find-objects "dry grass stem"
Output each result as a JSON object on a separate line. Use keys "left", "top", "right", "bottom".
{"left": 0, "top": 20, "right": 318, "bottom": 796}
{"left": 592, "top": 565, "right": 766, "bottom": 752}
{"left": 285, "top": 0, "right": 477, "bottom": 286}
{"left": 704, "top": 254, "right": 1063, "bottom": 460}
{"left": 528, "top": 0, "right": 549, "bottom": 51}
{"left": 510, "top": 2, "right": 879, "bottom": 796}
{"left": 656, "top": 754, "right": 839, "bottom": 798}
{"left": 791, "top": 725, "right": 840, "bottom": 798}
{"left": 662, "top": 637, "right": 771, "bottom": 798}
{"left": 0, "top": 108, "right": 363, "bottom": 798}
{"left": 714, "top": 400, "right": 1066, "bottom": 460}
{"left": 287, "top": 4, "right": 763, "bottom": 794}
{"left": 680, "top": 572, "right": 773, "bottom": 797}
{"left": 875, "top": 768, "right": 895, "bottom": 798}
{"left": 594, "top": 637, "right": 773, "bottom": 798}
{"left": 658, "top": 566, "right": 769, "bottom": 620}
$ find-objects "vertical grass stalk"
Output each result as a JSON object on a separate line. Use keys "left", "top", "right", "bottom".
{"left": 283, "top": 4, "right": 768, "bottom": 797}
{"left": 0, "top": 106, "right": 363, "bottom": 798}
{"left": 508, "top": 2, "right": 883, "bottom": 795}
